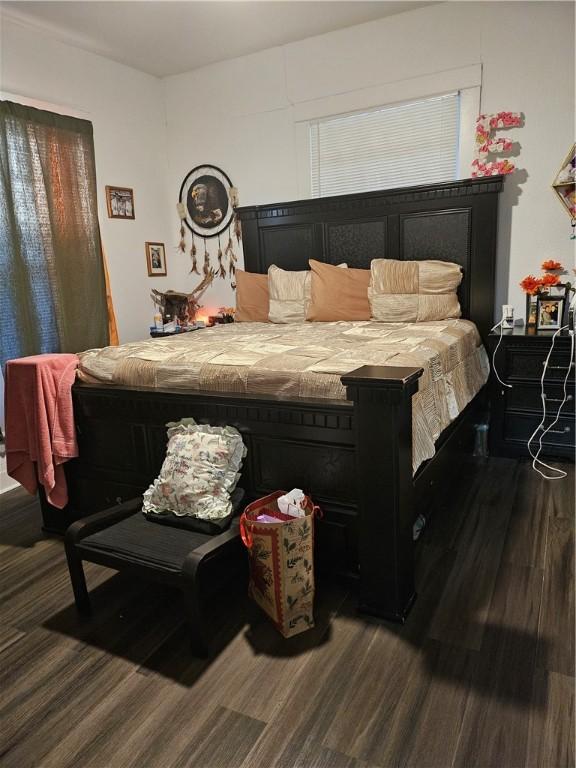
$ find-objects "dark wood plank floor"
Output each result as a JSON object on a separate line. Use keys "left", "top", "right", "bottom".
{"left": 0, "top": 457, "right": 573, "bottom": 768}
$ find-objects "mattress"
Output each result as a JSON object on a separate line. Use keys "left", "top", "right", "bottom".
{"left": 78, "top": 319, "right": 489, "bottom": 472}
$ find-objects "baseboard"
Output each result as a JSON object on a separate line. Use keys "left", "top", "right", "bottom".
{"left": 0, "top": 457, "right": 19, "bottom": 493}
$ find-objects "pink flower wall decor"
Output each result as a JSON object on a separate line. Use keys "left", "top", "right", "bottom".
{"left": 472, "top": 111, "right": 524, "bottom": 177}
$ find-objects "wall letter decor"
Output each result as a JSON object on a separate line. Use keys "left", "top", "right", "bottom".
{"left": 471, "top": 111, "right": 524, "bottom": 177}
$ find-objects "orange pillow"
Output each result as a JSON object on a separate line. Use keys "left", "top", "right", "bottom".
{"left": 307, "top": 260, "right": 371, "bottom": 321}
{"left": 235, "top": 270, "right": 269, "bottom": 322}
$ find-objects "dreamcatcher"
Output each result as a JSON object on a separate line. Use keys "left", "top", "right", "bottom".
{"left": 176, "top": 164, "right": 241, "bottom": 288}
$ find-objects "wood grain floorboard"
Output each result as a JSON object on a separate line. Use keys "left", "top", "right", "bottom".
{"left": 453, "top": 562, "right": 544, "bottom": 768}
{"left": 545, "top": 462, "right": 574, "bottom": 520}
{"left": 537, "top": 515, "right": 575, "bottom": 676}
{"left": 0, "top": 625, "right": 25, "bottom": 655}
{"left": 527, "top": 668, "right": 575, "bottom": 768}
{"left": 172, "top": 705, "right": 266, "bottom": 768}
{"left": 40, "top": 673, "right": 188, "bottom": 768}
{"left": 428, "top": 457, "right": 519, "bottom": 651}
{"left": 0, "top": 460, "right": 573, "bottom": 768}
{"left": 502, "top": 460, "right": 549, "bottom": 569}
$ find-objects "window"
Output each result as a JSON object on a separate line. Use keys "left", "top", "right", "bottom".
{"left": 309, "top": 93, "right": 460, "bottom": 197}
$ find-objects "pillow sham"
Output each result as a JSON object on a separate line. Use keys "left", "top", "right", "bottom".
{"left": 142, "top": 418, "right": 246, "bottom": 521}
{"left": 368, "top": 259, "right": 462, "bottom": 322}
{"left": 268, "top": 263, "right": 347, "bottom": 323}
{"left": 307, "top": 259, "right": 371, "bottom": 321}
{"left": 235, "top": 270, "right": 269, "bottom": 322}
{"left": 267, "top": 265, "right": 312, "bottom": 323}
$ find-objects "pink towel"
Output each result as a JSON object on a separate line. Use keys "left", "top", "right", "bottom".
{"left": 5, "top": 353, "right": 79, "bottom": 509}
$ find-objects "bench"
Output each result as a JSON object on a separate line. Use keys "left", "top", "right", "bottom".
{"left": 64, "top": 489, "right": 245, "bottom": 656}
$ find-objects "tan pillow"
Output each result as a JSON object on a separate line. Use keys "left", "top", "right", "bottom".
{"left": 307, "top": 260, "right": 371, "bottom": 321}
{"left": 235, "top": 270, "right": 269, "bottom": 322}
{"left": 369, "top": 259, "right": 462, "bottom": 322}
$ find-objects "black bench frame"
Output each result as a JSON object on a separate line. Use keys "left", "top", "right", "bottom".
{"left": 64, "top": 498, "right": 244, "bottom": 655}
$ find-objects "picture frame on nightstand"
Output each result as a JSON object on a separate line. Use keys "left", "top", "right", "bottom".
{"left": 526, "top": 294, "right": 538, "bottom": 327}
{"left": 536, "top": 295, "right": 564, "bottom": 331}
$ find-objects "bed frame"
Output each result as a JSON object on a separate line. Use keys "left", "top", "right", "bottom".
{"left": 41, "top": 175, "right": 503, "bottom": 623}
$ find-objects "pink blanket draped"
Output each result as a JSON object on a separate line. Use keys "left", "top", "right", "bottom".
{"left": 5, "top": 354, "right": 79, "bottom": 509}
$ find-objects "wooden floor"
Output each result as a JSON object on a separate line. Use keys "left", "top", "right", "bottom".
{"left": 0, "top": 457, "right": 574, "bottom": 768}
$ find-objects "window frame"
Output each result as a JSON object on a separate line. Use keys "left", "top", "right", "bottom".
{"left": 293, "top": 65, "right": 481, "bottom": 199}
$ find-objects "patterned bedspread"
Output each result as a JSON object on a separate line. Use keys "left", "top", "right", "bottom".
{"left": 78, "top": 319, "right": 489, "bottom": 471}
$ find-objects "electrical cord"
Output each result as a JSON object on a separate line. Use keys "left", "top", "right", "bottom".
{"left": 527, "top": 324, "right": 574, "bottom": 480}
{"left": 490, "top": 318, "right": 513, "bottom": 389}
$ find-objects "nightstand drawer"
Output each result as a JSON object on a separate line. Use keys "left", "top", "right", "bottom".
{"left": 505, "top": 385, "right": 575, "bottom": 414}
{"left": 504, "top": 412, "right": 575, "bottom": 449}
{"left": 507, "top": 348, "right": 575, "bottom": 381}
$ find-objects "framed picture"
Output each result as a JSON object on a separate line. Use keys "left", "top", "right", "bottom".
{"left": 545, "top": 282, "right": 569, "bottom": 299}
{"left": 536, "top": 296, "right": 564, "bottom": 331}
{"left": 526, "top": 294, "right": 538, "bottom": 327}
{"left": 106, "top": 186, "right": 135, "bottom": 219}
{"left": 178, "top": 164, "right": 235, "bottom": 238}
{"left": 146, "top": 242, "right": 167, "bottom": 276}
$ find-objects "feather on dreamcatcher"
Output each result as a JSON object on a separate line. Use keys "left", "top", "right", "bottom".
{"left": 176, "top": 203, "right": 187, "bottom": 252}
{"left": 217, "top": 234, "right": 226, "bottom": 279}
{"left": 190, "top": 234, "right": 199, "bottom": 275}
{"left": 176, "top": 165, "right": 241, "bottom": 290}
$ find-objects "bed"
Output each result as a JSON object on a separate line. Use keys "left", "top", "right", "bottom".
{"left": 40, "top": 175, "right": 503, "bottom": 623}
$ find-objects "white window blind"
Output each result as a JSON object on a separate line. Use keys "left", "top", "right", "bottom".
{"left": 309, "top": 93, "right": 460, "bottom": 197}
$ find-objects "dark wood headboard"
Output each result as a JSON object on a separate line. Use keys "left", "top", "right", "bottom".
{"left": 236, "top": 176, "right": 503, "bottom": 341}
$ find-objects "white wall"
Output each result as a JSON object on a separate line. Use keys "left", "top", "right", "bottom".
{"left": 1, "top": 2, "right": 574, "bottom": 327}
{"left": 164, "top": 1, "right": 575, "bottom": 319}
{"left": 1, "top": 15, "right": 172, "bottom": 344}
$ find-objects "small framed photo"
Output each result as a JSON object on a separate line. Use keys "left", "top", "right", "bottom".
{"left": 106, "top": 186, "right": 135, "bottom": 219}
{"left": 546, "top": 282, "right": 569, "bottom": 299}
{"left": 536, "top": 296, "right": 564, "bottom": 331}
{"left": 526, "top": 294, "right": 538, "bottom": 327}
{"left": 146, "top": 242, "right": 167, "bottom": 276}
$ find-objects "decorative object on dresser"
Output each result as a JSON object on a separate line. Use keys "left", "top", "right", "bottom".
{"left": 177, "top": 164, "right": 239, "bottom": 283}
{"left": 42, "top": 175, "right": 503, "bottom": 624}
{"left": 150, "top": 325, "right": 203, "bottom": 339}
{"left": 551, "top": 143, "right": 575, "bottom": 237}
{"left": 145, "top": 242, "right": 167, "bottom": 276}
{"left": 536, "top": 295, "right": 564, "bottom": 331}
{"left": 216, "top": 307, "right": 235, "bottom": 323}
{"left": 150, "top": 276, "right": 214, "bottom": 328}
{"left": 520, "top": 260, "right": 573, "bottom": 328}
{"left": 488, "top": 327, "right": 575, "bottom": 459}
{"left": 105, "top": 185, "right": 135, "bottom": 219}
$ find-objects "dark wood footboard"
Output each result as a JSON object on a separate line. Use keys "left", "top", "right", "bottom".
{"left": 342, "top": 365, "right": 423, "bottom": 622}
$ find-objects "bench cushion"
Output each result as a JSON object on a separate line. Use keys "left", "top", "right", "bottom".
{"left": 78, "top": 513, "right": 215, "bottom": 571}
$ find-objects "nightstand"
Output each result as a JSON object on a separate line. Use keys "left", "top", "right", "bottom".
{"left": 488, "top": 327, "right": 575, "bottom": 459}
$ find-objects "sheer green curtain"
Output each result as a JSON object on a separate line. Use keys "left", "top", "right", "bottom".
{"left": 0, "top": 100, "right": 109, "bottom": 370}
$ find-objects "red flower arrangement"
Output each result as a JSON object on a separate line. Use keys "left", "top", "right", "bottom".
{"left": 520, "top": 260, "right": 573, "bottom": 327}
{"left": 520, "top": 275, "right": 543, "bottom": 295}
{"left": 541, "top": 260, "right": 563, "bottom": 271}
{"left": 520, "top": 261, "right": 566, "bottom": 294}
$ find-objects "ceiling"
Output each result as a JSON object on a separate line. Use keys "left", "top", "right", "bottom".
{"left": 2, "top": 1, "right": 434, "bottom": 78}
